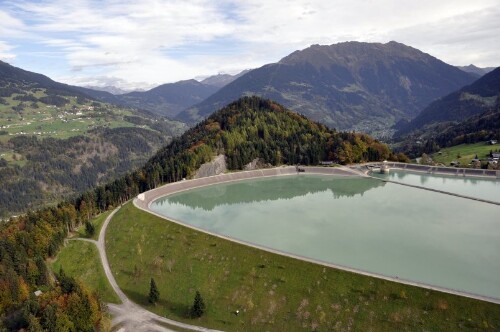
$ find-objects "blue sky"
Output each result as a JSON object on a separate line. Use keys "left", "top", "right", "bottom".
{"left": 1, "top": 0, "right": 499, "bottom": 90}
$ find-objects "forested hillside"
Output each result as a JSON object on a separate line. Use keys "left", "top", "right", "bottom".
{"left": 0, "top": 127, "right": 175, "bottom": 217}
{"left": 397, "top": 107, "right": 500, "bottom": 158}
{"left": 151, "top": 96, "right": 400, "bottom": 182}
{"left": 0, "top": 96, "right": 398, "bottom": 330}
{"left": 397, "top": 67, "right": 500, "bottom": 136}
{"left": 0, "top": 60, "right": 187, "bottom": 217}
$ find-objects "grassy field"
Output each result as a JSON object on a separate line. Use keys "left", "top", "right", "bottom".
{"left": 51, "top": 240, "right": 120, "bottom": 304}
{"left": 0, "top": 149, "right": 26, "bottom": 166}
{"left": 106, "top": 202, "right": 500, "bottom": 331}
{"left": 432, "top": 142, "right": 499, "bottom": 166}
{"left": 0, "top": 90, "right": 157, "bottom": 140}
{"left": 74, "top": 210, "right": 112, "bottom": 241}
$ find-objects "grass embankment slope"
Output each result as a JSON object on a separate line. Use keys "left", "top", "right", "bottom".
{"left": 432, "top": 142, "right": 499, "bottom": 165}
{"left": 74, "top": 210, "right": 112, "bottom": 241}
{"left": 106, "top": 202, "right": 500, "bottom": 331}
{"left": 51, "top": 214, "right": 120, "bottom": 304}
{"left": 51, "top": 240, "right": 120, "bottom": 304}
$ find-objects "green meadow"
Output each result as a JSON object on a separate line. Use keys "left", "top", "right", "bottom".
{"left": 432, "top": 142, "right": 499, "bottom": 166}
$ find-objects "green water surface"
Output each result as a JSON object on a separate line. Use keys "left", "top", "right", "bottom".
{"left": 372, "top": 169, "right": 500, "bottom": 203}
{"left": 150, "top": 175, "right": 500, "bottom": 300}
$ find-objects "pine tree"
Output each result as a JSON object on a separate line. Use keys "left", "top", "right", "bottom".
{"left": 148, "top": 278, "right": 159, "bottom": 304}
{"left": 190, "top": 291, "right": 205, "bottom": 318}
{"left": 85, "top": 221, "right": 95, "bottom": 237}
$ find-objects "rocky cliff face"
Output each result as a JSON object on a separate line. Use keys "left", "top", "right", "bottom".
{"left": 194, "top": 154, "right": 227, "bottom": 178}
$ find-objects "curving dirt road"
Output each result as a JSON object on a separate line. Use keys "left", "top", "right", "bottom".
{"left": 84, "top": 207, "right": 223, "bottom": 332}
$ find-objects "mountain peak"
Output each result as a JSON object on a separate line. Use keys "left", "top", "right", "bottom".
{"left": 178, "top": 42, "right": 476, "bottom": 134}
{"left": 201, "top": 69, "right": 252, "bottom": 88}
{"left": 279, "top": 41, "right": 430, "bottom": 69}
{"left": 457, "top": 64, "right": 497, "bottom": 76}
{"left": 175, "top": 79, "right": 203, "bottom": 85}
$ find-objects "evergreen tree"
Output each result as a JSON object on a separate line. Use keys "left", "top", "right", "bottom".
{"left": 85, "top": 221, "right": 95, "bottom": 237}
{"left": 148, "top": 278, "right": 159, "bottom": 304}
{"left": 41, "top": 305, "right": 57, "bottom": 332}
{"left": 190, "top": 291, "right": 206, "bottom": 318}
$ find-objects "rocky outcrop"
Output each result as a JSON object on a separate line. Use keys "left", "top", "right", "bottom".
{"left": 194, "top": 154, "right": 227, "bottom": 178}
{"left": 243, "top": 158, "right": 271, "bottom": 171}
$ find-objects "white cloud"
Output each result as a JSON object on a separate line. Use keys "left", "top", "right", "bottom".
{"left": 2, "top": 0, "right": 500, "bottom": 88}
{"left": 58, "top": 74, "right": 157, "bottom": 91}
{"left": 0, "top": 41, "right": 16, "bottom": 61}
{"left": 386, "top": 6, "right": 500, "bottom": 66}
{"left": 0, "top": 9, "right": 26, "bottom": 35}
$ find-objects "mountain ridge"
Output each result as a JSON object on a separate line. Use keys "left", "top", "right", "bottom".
{"left": 116, "top": 79, "right": 219, "bottom": 118}
{"left": 457, "top": 64, "right": 496, "bottom": 77}
{"left": 396, "top": 66, "right": 500, "bottom": 136}
{"left": 176, "top": 41, "right": 476, "bottom": 135}
{"left": 201, "top": 69, "right": 251, "bottom": 88}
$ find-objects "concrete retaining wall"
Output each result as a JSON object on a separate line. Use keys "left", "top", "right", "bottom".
{"left": 135, "top": 166, "right": 360, "bottom": 210}
{"left": 361, "top": 162, "right": 500, "bottom": 179}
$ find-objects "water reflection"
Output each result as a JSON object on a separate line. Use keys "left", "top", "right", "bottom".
{"left": 153, "top": 176, "right": 385, "bottom": 211}
{"left": 372, "top": 170, "right": 500, "bottom": 203}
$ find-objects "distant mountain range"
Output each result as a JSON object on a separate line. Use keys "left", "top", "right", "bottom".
{"left": 457, "top": 64, "right": 496, "bottom": 77}
{"left": 397, "top": 67, "right": 500, "bottom": 136}
{"left": 83, "top": 85, "right": 135, "bottom": 95}
{"left": 200, "top": 70, "right": 251, "bottom": 88}
{"left": 115, "top": 79, "right": 219, "bottom": 118}
{"left": 74, "top": 71, "right": 250, "bottom": 118}
{"left": 176, "top": 41, "right": 476, "bottom": 135}
{"left": 4, "top": 43, "right": 491, "bottom": 139}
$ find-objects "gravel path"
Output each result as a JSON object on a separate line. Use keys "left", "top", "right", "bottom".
{"left": 73, "top": 208, "right": 223, "bottom": 332}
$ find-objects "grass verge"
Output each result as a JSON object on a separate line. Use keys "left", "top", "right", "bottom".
{"left": 51, "top": 240, "right": 120, "bottom": 304}
{"left": 106, "top": 202, "right": 500, "bottom": 331}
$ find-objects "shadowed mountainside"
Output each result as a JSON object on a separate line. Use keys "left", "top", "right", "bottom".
{"left": 177, "top": 41, "right": 476, "bottom": 136}
{"left": 396, "top": 67, "right": 500, "bottom": 136}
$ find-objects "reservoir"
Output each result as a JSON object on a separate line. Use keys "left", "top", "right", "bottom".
{"left": 150, "top": 174, "right": 500, "bottom": 301}
{"left": 371, "top": 169, "right": 500, "bottom": 203}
